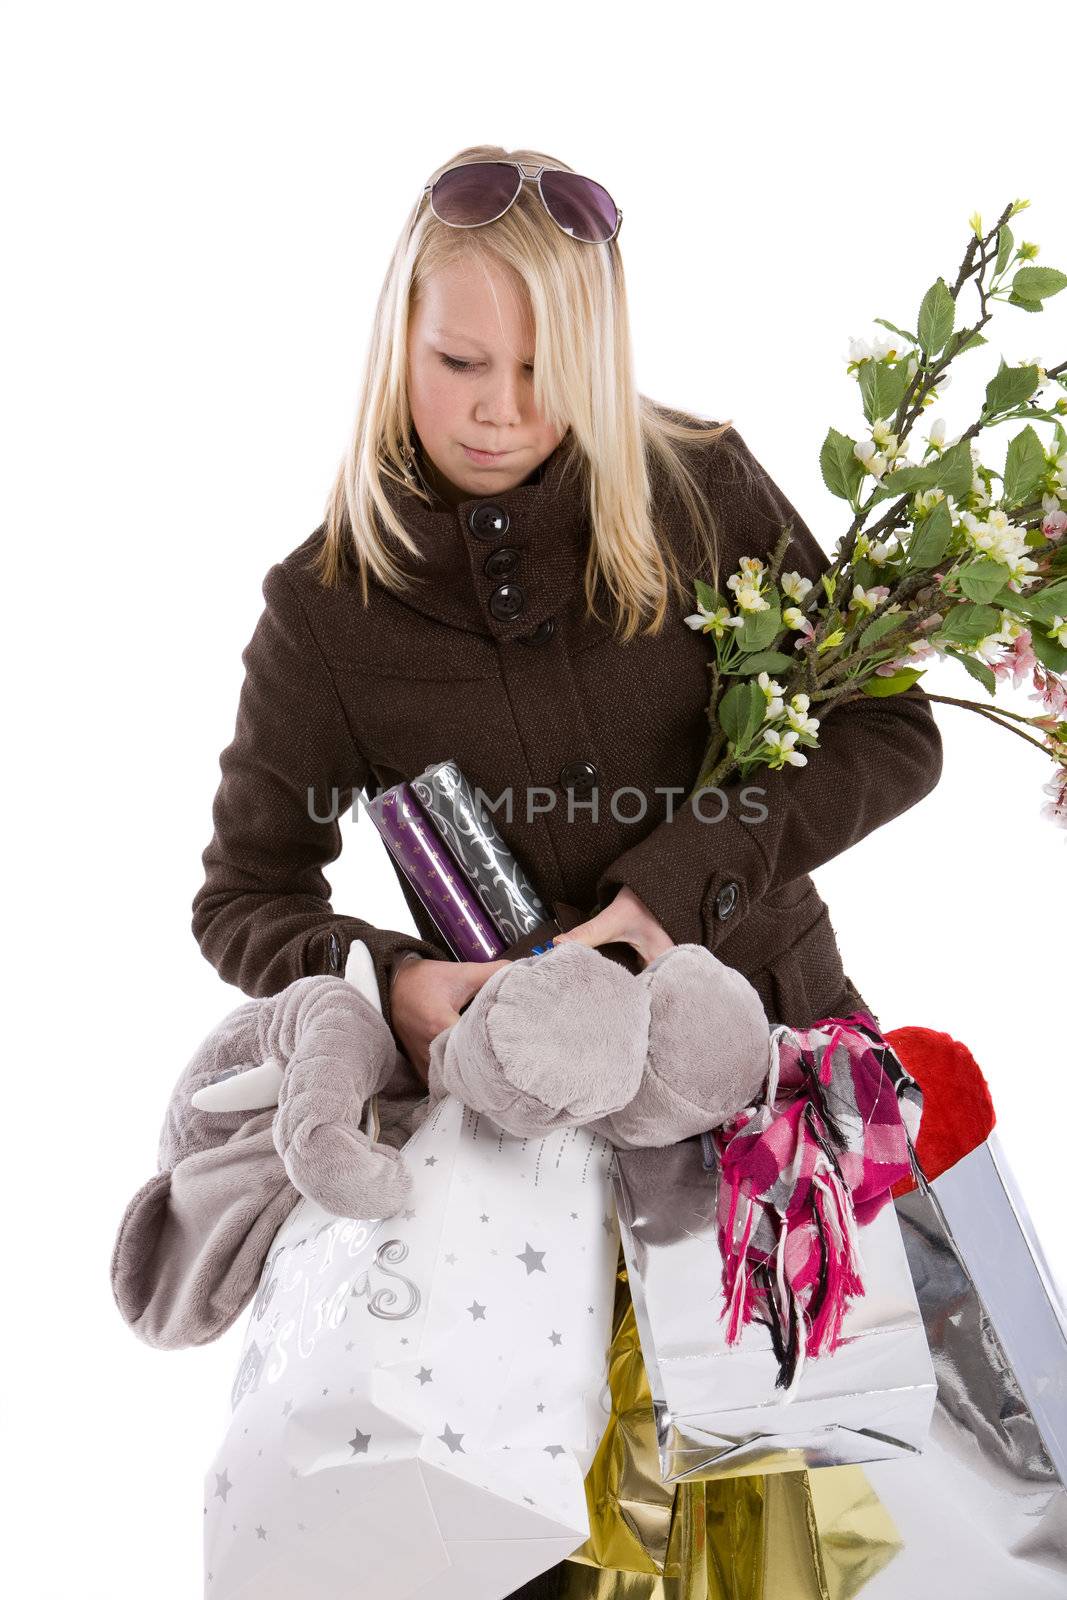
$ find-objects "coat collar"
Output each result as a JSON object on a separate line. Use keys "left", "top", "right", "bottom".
{"left": 377, "top": 435, "right": 591, "bottom": 641}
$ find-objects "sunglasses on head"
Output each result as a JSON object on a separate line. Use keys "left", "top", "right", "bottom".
{"left": 419, "top": 160, "right": 623, "bottom": 246}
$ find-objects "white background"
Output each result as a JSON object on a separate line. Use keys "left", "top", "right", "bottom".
{"left": 5, "top": 2, "right": 1065, "bottom": 1595}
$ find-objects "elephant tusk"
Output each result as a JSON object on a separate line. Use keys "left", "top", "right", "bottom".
{"left": 190, "top": 1056, "right": 285, "bottom": 1112}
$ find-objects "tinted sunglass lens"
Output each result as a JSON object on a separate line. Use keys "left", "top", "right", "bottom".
{"left": 430, "top": 162, "right": 521, "bottom": 226}
{"left": 539, "top": 171, "right": 619, "bottom": 243}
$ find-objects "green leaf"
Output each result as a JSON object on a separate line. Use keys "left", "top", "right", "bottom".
{"left": 1006, "top": 293, "right": 1044, "bottom": 313}
{"left": 872, "top": 317, "right": 918, "bottom": 346}
{"left": 868, "top": 463, "right": 942, "bottom": 502}
{"left": 693, "top": 578, "right": 729, "bottom": 614}
{"left": 1031, "top": 629, "right": 1067, "bottom": 675}
{"left": 944, "top": 646, "right": 996, "bottom": 695}
{"left": 957, "top": 557, "right": 1014, "bottom": 603}
{"left": 819, "top": 427, "right": 864, "bottom": 502}
{"left": 918, "top": 278, "right": 955, "bottom": 357}
{"left": 943, "top": 329, "right": 988, "bottom": 360}
{"left": 994, "top": 224, "right": 1014, "bottom": 278}
{"left": 719, "top": 680, "right": 767, "bottom": 749}
{"left": 722, "top": 649, "right": 797, "bottom": 677}
{"left": 858, "top": 358, "right": 913, "bottom": 426}
{"left": 1013, "top": 577, "right": 1067, "bottom": 626}
{"left": 937, "top": 603, "right": 1001, "bottom": 648}
{"left": 733, "top": 595, "right": 783, "bottom": 654}
{"left": 1003, "top": 424, "right": 1047, "bottom": 508}
{"left": 935, "top": 438, "right": 976, "bottom": 500}
{"left": 858, "top": 611, "right": 907, "bottom": 649}
{"left": 1012, "top": 266, "right": 1067, "bottom": 302}
{"left": 984, "top": 361, "right": 1041, "bottom": 417}
{"left": 905, "top": 497, "right": 953, "bottom": 570}
{"left": 862, "top": 668, "right": 923, "bottom": 696}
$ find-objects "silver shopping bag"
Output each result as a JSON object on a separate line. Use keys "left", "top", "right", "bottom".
{"left": 927, "top": 1129, "right": 1066, "bottom": 1483}
{"left": 613, "top": 1135, "right": 937, "bottom": 1482}
{"left": 852, "top": 1141, "right": 1067, "bottom": 1596}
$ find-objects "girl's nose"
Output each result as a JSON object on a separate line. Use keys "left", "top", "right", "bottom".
{"left": 475, "top": 373, "right": 524, "bottom": 427}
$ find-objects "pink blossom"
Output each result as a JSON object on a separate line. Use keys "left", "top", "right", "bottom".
{"left": 1040, "top": 770, "right": 1067, "bottom": 833}
{"left": 1042, "top": 510, "right": 1067, "bottom": 542}
{"left": 1031, "top": 664, "right": 1067, "bottom": 718}
{"left": 991, "top": 629, "right": 1037, "bottom": 689}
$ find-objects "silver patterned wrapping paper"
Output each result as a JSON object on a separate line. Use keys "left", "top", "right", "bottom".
{"left": 408, "top": 758, "right": 551, "bottom": 944}
{"left": 613, "top": 1138, "right": 937, "bottom": 1484}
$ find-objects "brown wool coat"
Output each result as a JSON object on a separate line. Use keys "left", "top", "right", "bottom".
{"left": 191, "top": 415, "right": 943, "bottom": 1038}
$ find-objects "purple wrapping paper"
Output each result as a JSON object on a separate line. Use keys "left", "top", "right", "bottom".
{"left": 364, "top": 782, "right": 506, "bottom": 962}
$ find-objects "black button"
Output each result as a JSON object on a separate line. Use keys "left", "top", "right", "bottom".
{"left": 327, "top": 931, "right": 343, "bottom": 973}
{"left": 468, "top": 503, "right": 510, "bottom": 540}
{"left": 559, "top": 759, "right": 598, "bottom": 792}
{"left": 483, "top": 545, "right": 520, "bottom": 578}
{"left": 714, "top": 882, "right": 739, "bottom": 920}
{"left": 489, "top": 582, "right": 525, "bottom": 620}
{"left": 520, "top": 617, "right": 556, "bottom": 645}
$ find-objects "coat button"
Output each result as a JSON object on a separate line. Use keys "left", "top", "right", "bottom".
{"left": 559, "top": 759, "right": 598, "bottom": 792}
{"left": 468, "top": 503, "right": 510, "bottom": 540}
{"left": 483, "top": 545, "right": 520, "bottom": 578}
{"left": 714, "top": 882, "right": 739, "bottom": 920}
{"left": 327, "top": 930, "right": 343, "bottom": 972}
{"left": 520, "top": 617, "right": 556, "bottom": 645}
{"left": 489, "top": 582, "right": 525, "bottom": 620}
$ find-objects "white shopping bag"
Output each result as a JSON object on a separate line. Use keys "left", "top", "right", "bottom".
{"left": 203, "top": 1093, "right": 620, "bottom": 1600}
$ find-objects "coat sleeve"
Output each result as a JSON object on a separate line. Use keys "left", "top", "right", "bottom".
{"left": 190, "top": 561, "right": 448, "bottom": 1032}
{"left": 593, "top": 427, "right": 944, "bottom": 948}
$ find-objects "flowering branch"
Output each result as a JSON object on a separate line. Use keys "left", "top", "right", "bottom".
{"left": 684, "top": 197, "right": 1067, "bottom": 834}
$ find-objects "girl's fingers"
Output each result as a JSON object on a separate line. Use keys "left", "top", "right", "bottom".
{"left": 554, "top": 906, "right": 627, "bottom": 951}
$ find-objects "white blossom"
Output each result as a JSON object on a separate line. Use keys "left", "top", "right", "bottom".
{"left": 854, "top": 439, "right": 889, "bottom": 480}
{"left": 684, "top": 602, "right": 744, "bottom": 638}
{"left": 781, "top": 570, "right": 813, "bottom": 602}
{"left": 761, "top": 728, "right": 808, "bottom": 768}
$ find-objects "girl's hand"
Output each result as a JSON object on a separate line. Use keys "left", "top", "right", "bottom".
{"left": 390, "top": 955, "right": 511, "bottom": 1084}
{"left": 552, "top": 886, "right": 675, "bottom": 968}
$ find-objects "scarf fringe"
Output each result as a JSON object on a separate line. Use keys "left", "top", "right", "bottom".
{"left": 714, "top": 1015, "right": 919, "bottom": 1389}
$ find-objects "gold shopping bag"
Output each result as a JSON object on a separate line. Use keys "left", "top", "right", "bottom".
{"left": 560, "top": 1260, "right": 901, "bottom": 1600}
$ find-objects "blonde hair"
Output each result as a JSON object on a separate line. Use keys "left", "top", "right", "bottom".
{"left": 317, "top": 141, "right": 735, "bottom": 642}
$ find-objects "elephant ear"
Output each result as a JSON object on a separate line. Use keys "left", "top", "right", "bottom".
{"left": 111, "top": 1112, "right": 300, "bottom": 1350}
{"left": 111, "top": 1170, "right": 174, "bottom": 1331}
{"left": 158, "top": 998, "right": 269, "bottom": 1172}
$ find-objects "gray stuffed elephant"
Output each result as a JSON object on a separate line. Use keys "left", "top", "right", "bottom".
{"left": 111, "top": 939, "right": 770, "bottom": 1352}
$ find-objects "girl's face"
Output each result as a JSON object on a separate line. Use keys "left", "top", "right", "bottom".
{"left": 406, "top": 256, "right": 568, "bottom": 507}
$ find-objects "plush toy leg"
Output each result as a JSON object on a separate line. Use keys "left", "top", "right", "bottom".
{"left": 589, "top": 944, "right": 772, "bottom": 1149}
{"left": 427, "top": 942, "right": 650, "bottom": 1138}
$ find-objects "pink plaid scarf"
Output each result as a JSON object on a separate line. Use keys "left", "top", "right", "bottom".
{"left": 701, "top": 1010, "right": 922, "bottom": 1393}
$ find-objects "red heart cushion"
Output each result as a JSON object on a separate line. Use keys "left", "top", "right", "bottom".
{"left": 885, "top": 1026, "right": 996, "bottom": 1197}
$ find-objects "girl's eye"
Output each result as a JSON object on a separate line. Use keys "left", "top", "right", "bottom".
{"left": 439, "top": 354, "right": 536, "bottom": 375}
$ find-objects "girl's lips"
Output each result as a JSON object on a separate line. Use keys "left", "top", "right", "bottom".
{"left": 461, "top": 443, "right": 513, "bottom": 464}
